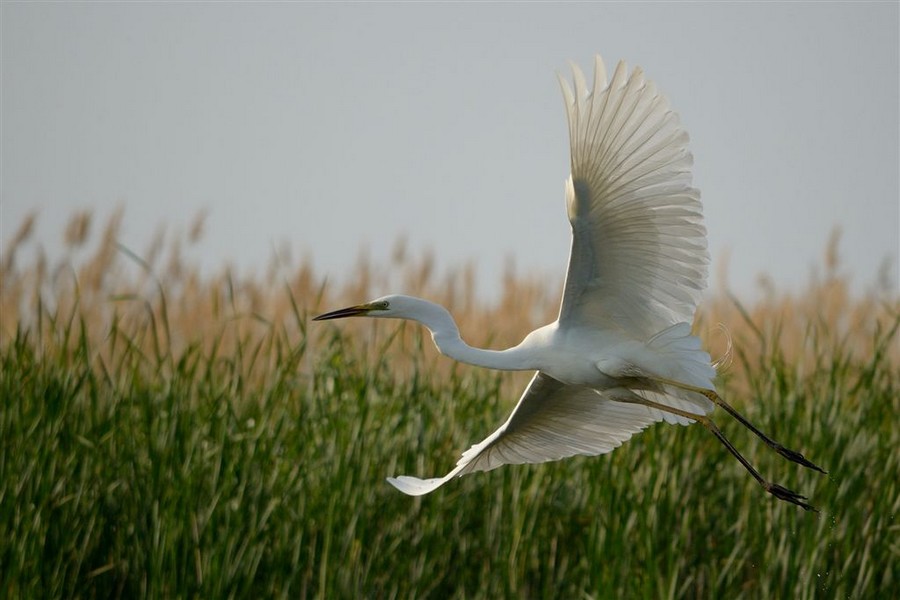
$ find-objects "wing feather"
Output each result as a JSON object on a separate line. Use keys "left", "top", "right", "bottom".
{"left": 557, "top": 56, "right": 708, "bottom": 337}
{"left": 388, "top": 57, "right": 713, "bottom": 498}
{"left": 387, "top": 372, "right": 663, "bottom": 496}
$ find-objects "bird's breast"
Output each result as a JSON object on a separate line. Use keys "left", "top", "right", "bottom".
{"left": 530, "top": 326, "right": 627, "bottom": 389}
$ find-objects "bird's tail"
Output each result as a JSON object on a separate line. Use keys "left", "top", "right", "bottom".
{"left": 636, "top": 322, "right": 717, "bottom": 423}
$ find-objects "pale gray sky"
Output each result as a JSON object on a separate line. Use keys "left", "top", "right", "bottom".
{"left": 2, "top": 2, "right": 898, "bottom": 302}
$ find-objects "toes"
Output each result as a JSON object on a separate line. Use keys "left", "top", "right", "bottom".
{"left": 774, "top": 444, "right": 828, "bottom": 474}
{"left": 765, "top": 482, "right": 818, "bottom": 512}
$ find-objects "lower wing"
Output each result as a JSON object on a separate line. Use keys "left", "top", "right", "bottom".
{"left": 388, "top": 371, "right": 666, "bottom": 496}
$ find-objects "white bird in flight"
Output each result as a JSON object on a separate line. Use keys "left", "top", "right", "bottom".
{"left": 315, "top": 55, "right": 825, "bottom": 510}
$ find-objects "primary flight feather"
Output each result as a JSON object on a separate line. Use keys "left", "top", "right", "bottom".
{"left": 315, "top": 55, "right": 825, "bottom": 509}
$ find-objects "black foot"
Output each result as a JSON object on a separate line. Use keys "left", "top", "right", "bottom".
{"left": 773, "top": 443, "right": 828, "bottom": 474}
{"left": 765, "top": 482, "right": 818, "bottom": 512}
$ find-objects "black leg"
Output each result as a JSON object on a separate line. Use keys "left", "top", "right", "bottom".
{"left": 706, "top": 391, "right": 827, "bottom": 474}
{"left": 614, "top": 389, "right": 818, "bottom": 512}
{"left": 704, "top": 418, "right": 817, "bottom": 512}
{"left": 654, "top": 378, "right": 827, "bottom": 474}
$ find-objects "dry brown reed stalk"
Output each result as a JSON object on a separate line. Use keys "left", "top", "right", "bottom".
{"left": 698, "top": 229, "right": 898, "bottom": 397}
{"left": 1, "top": 210, "right": 36, "bottom": 276}
{"left": 1, "top": 211, "right": 896, "bottom": 395}
{"left": 63, "top": 210, "right": 92, "bottom": 249}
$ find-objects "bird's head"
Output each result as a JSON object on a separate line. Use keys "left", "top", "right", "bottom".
{"left": 313, "top": 295, "right": 417, "bottom": 321}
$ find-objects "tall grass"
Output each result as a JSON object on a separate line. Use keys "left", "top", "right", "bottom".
{"left": 1, "top": 211, "right": 898, "bottom": 598}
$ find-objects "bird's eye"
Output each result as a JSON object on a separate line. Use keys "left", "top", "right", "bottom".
{"left": 377, "top": 301, "right": 389, "bottom": 310}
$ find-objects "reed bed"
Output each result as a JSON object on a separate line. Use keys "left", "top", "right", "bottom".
{"left": 1, "top": 210, "right": 897, "bottom": 598}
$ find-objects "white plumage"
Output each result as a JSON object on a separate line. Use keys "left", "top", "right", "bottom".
{"left": 315, "top": 56, "right": 824, "bottom": 510}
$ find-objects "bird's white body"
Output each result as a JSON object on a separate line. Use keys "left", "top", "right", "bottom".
{"left": 393, "top": 294, "right": 712, "bottom": 394}
{"left": 314, "top": 55, "right": 823, "bottom": 508}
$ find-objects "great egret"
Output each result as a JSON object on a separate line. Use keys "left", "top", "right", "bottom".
{"left": 315, "top": 56, "right": 825, "bottom": 510}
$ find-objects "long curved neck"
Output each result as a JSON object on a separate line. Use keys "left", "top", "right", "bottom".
{"left": 404, "top": 300, "right": 537, "bottom": 371}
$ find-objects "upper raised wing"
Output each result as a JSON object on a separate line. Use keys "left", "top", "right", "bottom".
{"left": 557, "top": 56, "right": 708, "bottom": 338}
{"left": 388, "top": 372, "right": 664, "bottom": 496}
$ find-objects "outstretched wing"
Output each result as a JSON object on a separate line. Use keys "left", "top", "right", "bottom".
{"left": 557, "top": 56, "right": 708, "bottom": 338}
{"left": 388, "top": 372, "right": 664, "bottom": 496}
